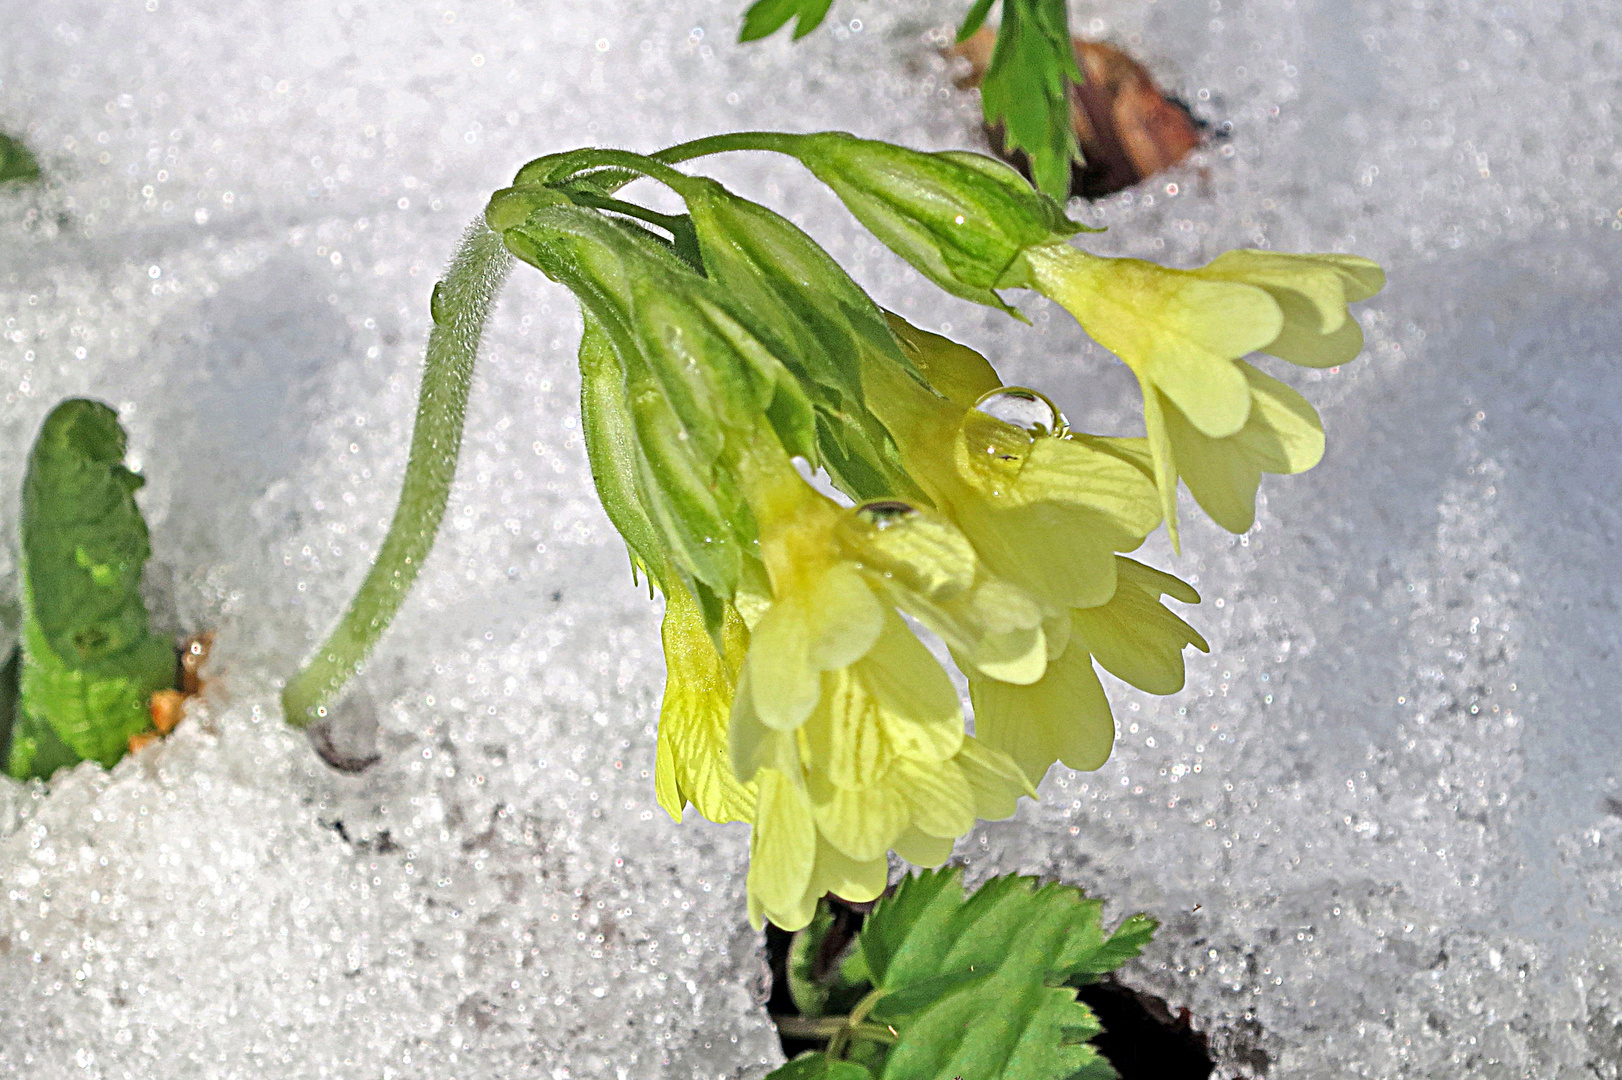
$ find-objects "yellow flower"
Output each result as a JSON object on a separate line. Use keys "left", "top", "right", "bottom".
{"left": 861, "top": 339, "right": 1164, "bottom": 620}
{"left": 652, "top": 585, "right": 758, "bottom": 825}
{"left": 728, "top": 434, "right": 1034, "bottom": 930}
{"left": 869, "top": 316, "right": 1209, "bottom": 785}
{"left": 969, "top": 556, "right": 1208, "bottom": 783}
{"left": 1012, "top": 243, "right": 1384, "bottom": 544}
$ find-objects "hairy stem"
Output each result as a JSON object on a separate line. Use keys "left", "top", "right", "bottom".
{"left": 654, "top": 130, "right": 805, "bottom": 165}
{"left": 282, "top": 219, "right": 512, "bottom": 727}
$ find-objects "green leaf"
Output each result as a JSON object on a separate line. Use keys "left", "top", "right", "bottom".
{"left": 740, "top": 0, "right": 837, "bottom": 41}
{"left": 978, "top": 0, "right": 1084, "bottom": 200}
{"left": 8, "top": 400, "right": 176, "bottom": 779}
{"left": 0, "top": 132, "right": 40, "bottom": 185}
{"left": 1069, "top": 912, "right": 1158, "bottom": 979}
{"left": 767, "top": 1053, "right": 875, "bottom": 1080}
{"left": 845, "top": 867, "right": 1152, "bottom": 1080}
{"left": 957, "top": 0, "right": 998, "bottom": 42}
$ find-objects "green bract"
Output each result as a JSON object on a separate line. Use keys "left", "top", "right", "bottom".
{"left": 5, "top": 400, "right": 176, "bottom": 780}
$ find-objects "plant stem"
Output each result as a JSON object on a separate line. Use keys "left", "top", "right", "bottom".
{"left": 654, "top": 130, "right": 805, "bottom": 165}
{"left": 772, "top": 1015, "right": 898, "bottom": 1047}
{"left": 281, "top": 219, "right": 512, "bottom": 727}
{"left": 826, "top": 986, "right": 888, "bottom": 1060}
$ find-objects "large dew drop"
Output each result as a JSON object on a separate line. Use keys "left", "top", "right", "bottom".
{"left": 974, "top": 386, "right": 1069, "bottom": 437}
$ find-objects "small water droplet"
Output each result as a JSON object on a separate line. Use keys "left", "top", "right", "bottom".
{"left": 974, "top": 387, "right": 1068, "bottom": 437}
{"left": 854, "top": 500, "right": 918, "bottom": 529}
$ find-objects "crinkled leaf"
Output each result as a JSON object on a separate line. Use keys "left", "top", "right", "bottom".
{"left": 8, "top": 400, "right": 176, "bottom": 779}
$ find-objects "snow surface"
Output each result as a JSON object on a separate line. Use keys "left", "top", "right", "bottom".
{"left": 2, "top": 0, "right": 1620, "bottom": 1075}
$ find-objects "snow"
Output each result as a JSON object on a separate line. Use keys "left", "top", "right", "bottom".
{"left": 2, "top": 0, "right": 1620, "bottom": 1076}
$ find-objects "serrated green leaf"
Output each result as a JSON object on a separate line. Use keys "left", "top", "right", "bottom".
{"left": 0, "top": 132, "right": 40, "bottom": 185}
{"left": 1068, "top": 912, "right": 1158, "bottom": 978}
{"left": 845, "top": 867, "right": 1151, "bottom": 1080}
{"left": 768, "top": 1052, "right": 875, "bottom": 1080}
{"left": 866, "top": 967, "right": 991, "bottom": 1024}
{"left": 741, "top": 0, "right": 837, "bottom": 41}
{"left": 7, "top": 400, "right": 176, "bottom": 779}
{"left": 979, "top": 0, "right": 1083, "bottom": 201}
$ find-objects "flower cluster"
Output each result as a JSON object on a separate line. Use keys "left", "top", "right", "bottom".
{"left": 457, "top": 133, "right": 1382, "bottom": 928}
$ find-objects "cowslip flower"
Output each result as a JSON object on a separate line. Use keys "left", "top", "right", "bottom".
{"left": 869, "top": 316, "right": 1208, "bottom": 783}
{"left": 727, "top": 430, "right": 1034, "bottom": 929}
{"left": 1008, "top": 243, "right": 1384, "bottom": 544}
{"left": 860, "top": 335, "right": 1163, "bottom": 627}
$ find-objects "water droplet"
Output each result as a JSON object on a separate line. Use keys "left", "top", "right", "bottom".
{"left": 429, "top": 280, "right": 451, "bottom": 324}
{"left": 974, "top": 387, "right": 1068, "bottom": 437}
{"left": 854, "top": 500, "right": 919, "bottom": 529}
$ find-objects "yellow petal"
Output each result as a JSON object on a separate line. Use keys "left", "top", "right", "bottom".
{"left": 859, "top": 613, "right": 966, "bottom": 763}
{"left": 955, "top": 736, "right": 1037, "bottom": 819}
{"left": 889, "top": 755, "right": 975, "bottom": 839}
{"left": 1193, "top": 250, "right": 1384, "bottom": 369}
{"left": 808, "top": 839, "right": 889, "bottom": 906}
{"left": 1161, "top": 362, "right": 1324, "bottom": 534}
{"left": 971, "top": 643, "right": 1116, "bottom": 782}
{"left": 747, "top": 768, "right": 817, "bottom": 926}
{"left": 803, "top": 666, "right": 895, "bottom": 790}
{"left": 1140, "top": 382, "right": 1183, "bottom": 551}
{"left": 656, "top": 592, "right": 757, "bottom": 824}
{"left": 893, "top": 827, "right": 956, "bottom": 867}
{"left": 808, "top": 768, "right": 911, "bottom": 862}
{"left": 1020, "top": 244, "right": 1281, "bottom": 438}
{"left": 1072, "top": 559, "right": 1209, "bottom": 696}
{"left": 746, "top": 564, "right": 883, "bottom": 731}
{"left": 730, "top": 672, "right": 801, "bottom": 782}
{"left": 807, "top": 563, "right": 886, "bottom": 670}
{"left": 883, "top": 310, "right": 1002, "bottom": 407}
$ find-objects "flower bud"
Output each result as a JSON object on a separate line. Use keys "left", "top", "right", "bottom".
{"left": 784, "top": 131, "right": 1086, "bottom": 313}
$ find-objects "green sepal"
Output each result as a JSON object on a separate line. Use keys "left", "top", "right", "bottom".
{"left": 676, "top": 176, "right": 926, "bottom": 502}
{"left": 766, "top": 1053, "right": 874, "bottom": 1080}
{"left": 498, "top": 195, "right": 815, "bottom": 612}
{"left": 9, "top": 400, "right": 176, "bottom": 779}
{"left": 740, "top": 0, "right": 837, "bottom": 41}
{"left": 781, "top": 132, "right": 1083, "bottom": 314}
